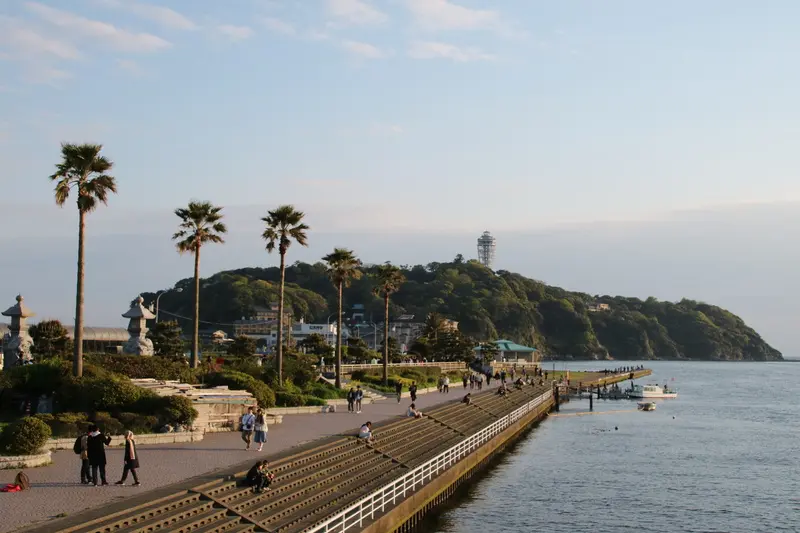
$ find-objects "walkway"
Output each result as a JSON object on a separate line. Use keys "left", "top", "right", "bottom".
{"left": 0, "top": 382, "right": 493, "bottom": 533}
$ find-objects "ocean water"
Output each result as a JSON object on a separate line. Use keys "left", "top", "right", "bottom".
{"left": 426, "top": 361, "right": 800, "bottom": 533}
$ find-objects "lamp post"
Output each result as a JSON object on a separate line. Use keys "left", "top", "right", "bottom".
{"left": 155, "top": 287, "right": 183, "bottom": 323}
{"left": 325, "top": 312, "right": 340, "bottom": 346}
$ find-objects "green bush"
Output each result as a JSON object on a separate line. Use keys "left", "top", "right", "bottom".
{"left": 58, "top": 376, "right": 147, "bottom": 412}
{"left": 49, "top": 412, "right": 89, "bottom": 438}
{"left": 1, "top": 417, "right": 52, "bottom": 455}
{"left": 85, "top": 354, "right": 196, "bottom": 383}
{"left": 158, "top": 396, "right": 198, "bottom": 426}
{"left": 1, "top": 359, "right": 69, "bottom": 397}
{"left": 275, "top": 392, "right": 304, "bottom": 407}
{"left": 93, "top": 412, "right": 124, "bottom": 436}
{"left": 302, "top": 396, "right": 327, "bottom": 407}
{"left": 306, "top": 382, "right": 347, "bottom": 400}
{"left": 206, "top": 371, "right": 275, "bottom": 408}
{"left": 116, "top": 412, "right": 159, "bottom": 434}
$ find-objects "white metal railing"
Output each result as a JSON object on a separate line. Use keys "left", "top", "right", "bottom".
{"left": 321, "top": 362, "right": 468, "bottom": 374}
{"left": 309, "top": 389, "right": 553, "bottom": 533}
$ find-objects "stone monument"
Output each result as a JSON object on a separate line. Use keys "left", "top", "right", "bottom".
{"left": 122, "top": 296, "right": 156, "bottom": 356}
{"left": 2, "top": 295, "right": 35, "bottom": 369}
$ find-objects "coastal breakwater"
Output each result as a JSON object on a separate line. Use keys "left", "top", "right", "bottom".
{"left": 26, "top": 371, "right": 645, "bottom": 533}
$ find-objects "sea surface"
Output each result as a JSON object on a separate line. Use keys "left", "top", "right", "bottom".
{"left": 425, "top": 361, "right": 800, "bottom": 533}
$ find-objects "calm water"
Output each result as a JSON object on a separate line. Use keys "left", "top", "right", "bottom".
{"left": 427, "top": 361, "right": 800, "bottom": 533}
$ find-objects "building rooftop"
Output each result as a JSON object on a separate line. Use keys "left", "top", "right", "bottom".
{"left": 475, "top": 339, "right": 537, "bottom": 353}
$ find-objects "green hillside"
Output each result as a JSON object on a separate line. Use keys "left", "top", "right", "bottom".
{"left": 143, "top": 258, "right": 782, "bottom": 361}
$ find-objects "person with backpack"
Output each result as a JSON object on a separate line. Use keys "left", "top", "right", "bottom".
{"left": 73, "top": 427, "right": 93, "bottom": 485}
{"left": 86, "top": 424, "right": 112, "bottom": 486}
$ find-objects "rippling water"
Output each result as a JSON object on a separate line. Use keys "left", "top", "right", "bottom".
{"left": 426, "top": 361, "right": 800, "bottom": 533}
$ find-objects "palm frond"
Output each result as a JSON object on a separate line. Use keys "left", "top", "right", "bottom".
{"left": 261, "top": 205, "right": 309, "bottom": 254}
{"left": 172, "top": 200, "right": 227, "bottom": 255}
{"left": 49, "top": 143, "right": 117, "bottom": 212}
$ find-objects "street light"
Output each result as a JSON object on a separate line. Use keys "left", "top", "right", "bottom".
{"left": 325, "top": 312, "right": 340, "bottom": 346}
{"left": 155, "top": 287, "right": 183, "bottom": 323}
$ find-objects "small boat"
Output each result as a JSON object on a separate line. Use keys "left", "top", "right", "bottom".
{"left": 638, "top": 402, "right": 657, "bottom": 411}
{"left": 628, "top": 384, "right": 678, "bottom": 399}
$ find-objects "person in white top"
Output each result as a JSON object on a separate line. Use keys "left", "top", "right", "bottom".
{"left": 253, "top": 408, "right": 268, "bottom": 452}
{"left": 358, "top": 422, "right": 374, "bottom": 444}
{"left": 241, "top": 407, "right": 256, "bottom": 451}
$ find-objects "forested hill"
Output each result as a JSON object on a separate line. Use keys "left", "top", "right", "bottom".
{"left": 145, "top": 258, "right": 782, "bottom": 361}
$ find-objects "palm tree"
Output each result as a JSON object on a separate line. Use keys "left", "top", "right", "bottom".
{"left": 322, "top": 248, "right": 362, "bottom": 388}
{"left": 49, "top": 143, "right": 118, "bottom": 377}
{"left": 172, "top": 201, "right": 227, "bottom": 368}
{"left": 372, "top": 263, "right": 406, "bottom": 385}
{"left": 261, "top": 205, "right": 309, "bottom": 383}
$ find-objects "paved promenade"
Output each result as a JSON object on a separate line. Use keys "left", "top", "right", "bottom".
{"left": 0, "top": 383, "right": 489, "bottom": 533}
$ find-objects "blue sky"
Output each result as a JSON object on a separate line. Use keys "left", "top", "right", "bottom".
{"left": 2, "top": 0, "right": 800, "bottom": 232}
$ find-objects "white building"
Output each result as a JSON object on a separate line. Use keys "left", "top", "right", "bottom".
{"left": 291, "top": 322, "right": 338, "bottom": 345}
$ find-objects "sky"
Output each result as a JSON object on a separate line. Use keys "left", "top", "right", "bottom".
{"left": 0, "top": 1, "right": 799, "bottom": 355}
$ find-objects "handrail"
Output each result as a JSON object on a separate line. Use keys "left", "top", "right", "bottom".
{"left": 321, "top": 362, "right": 468, "bottom": 374}
{"left": 308, "top": 389, "right": 553, "bottom": 533}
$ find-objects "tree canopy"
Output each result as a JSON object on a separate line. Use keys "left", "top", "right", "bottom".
{"left": 143, "top": 257, "right": 782, "bottom": 361}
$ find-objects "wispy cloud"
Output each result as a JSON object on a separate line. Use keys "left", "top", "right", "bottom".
{"left": 341, "top": 39, "right": 384, "bottom": 58}
{"left": 23, "top": 65, "right": 73, "bottom": 86}
{"left": 405, "top": 0, "right": 500, "bottom": 31}
{"left": 115, "top": 58, "right": 144, "bottom": 76}
{"left": 261, "top": 17, "right": 296, "bottom": 36}
{"left": 216, "top": 24, "right": 255, "bottom": 42}
{"left": 0, "top": 17, "right": 81, "bottom": 60}
{"left": 94, "top": 0, "right": 197, "bottom": 31}
{"left": 25, "top": 2, "right": 171, "bottom": 53}
{"left": 408, "top": 41, "right": 494, "bottom": 62}
{"left": 326, "top": 0, "right": 387, "bottom": 27}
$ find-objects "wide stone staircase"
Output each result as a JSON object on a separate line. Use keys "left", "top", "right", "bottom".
{"left": 52, "top": 384, "right": 552, "bottom": 533}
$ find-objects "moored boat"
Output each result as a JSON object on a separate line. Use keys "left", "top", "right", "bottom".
{"left": 637, "top": 402, "right": 657, "bottom": 411}
{"left": 628, "top": 384, "right": 677, "bottom": 399}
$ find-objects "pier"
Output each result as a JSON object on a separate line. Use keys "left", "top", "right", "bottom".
{"left": 20, "top": 370, "right": 649, "bottom": 533}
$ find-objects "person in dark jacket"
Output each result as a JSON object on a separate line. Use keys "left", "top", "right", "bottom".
{"left": 115, "top": 431, "right": 140, "bottom": 486}
{"left": 86, "top": 424, "right": 112, "bottom": 486}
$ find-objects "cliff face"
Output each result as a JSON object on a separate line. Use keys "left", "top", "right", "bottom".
{"left": 145, "top": 259, "right": 782, "bottom": 361}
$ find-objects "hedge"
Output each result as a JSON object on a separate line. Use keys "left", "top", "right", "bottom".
{"left": 86, "top": 354, "right": 196, "bottom": 383}
{"left": 1, "top": 417, "right": 52, "bottom": 455}
{"left": 275, "top": 392, "right": 327, "bottom": 407}
{"left": 205, "top": 371, "right": 276, "bottom": 408}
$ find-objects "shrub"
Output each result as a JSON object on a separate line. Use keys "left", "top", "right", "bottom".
{"left": 306, "top": 382, "right": 347, "bottom": 400}
{"left": 50, "top": 412, "right": 89, "bottom": 438}
{"left": 275, "top": 392, "right": 304, "bottom": 407}
{"left": 116, "top": 412, "right": 159, "bottom": 434}
{"left": 92, "top": 412, "right": 124, "bottom": 436}
{"left": 1, "top": 417, "right": 52, "bottom": 455}
{"left": 59, "top": 376, "right": 145, "bottom": 412}
{"left": 157, "top": 396, "right": 198, "bottom": 426}
{"left": 302, "top": 396, "right": 327, "bottom": 407}
{"left": 206, "top": 371, "right": 276, "bottom": 408}
{"left": 85, "top": 354, "right": 196, "bottom": 383}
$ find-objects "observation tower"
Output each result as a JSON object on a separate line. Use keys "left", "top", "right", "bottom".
{"left": 477, "top": 231, "right": 496, "bottom": 269}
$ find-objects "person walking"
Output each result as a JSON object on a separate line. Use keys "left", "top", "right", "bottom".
{"left": 355, "top": 387, "right": 363, "bottom": 414}
{"left": 115, "top": 431, "right": 140, "bottom": 486}
{"left": 347, "top": 388, "right": 356, "bottom": 413}
{"left": 74, "top": 427, "right": 93, "bottom": 485}
{"left": 241, "top": 407, "right": 256, "bottom": 451}
{"left": 395, "top": 381, "right": 402, "bottom": 403}
{"left": 443, "top": 375, "right": 450, "bottom": 394}
{"left": 254, "top": 409, "right": 268, "bottom": 452}
{"left": 409, "top": 382, "right": 418, "bottom": 402}
{"left": 462, "top": 374, "right": 468, "bottom": 389}
{"left": 86, "top": 424, "right": 112, "bottom": 486}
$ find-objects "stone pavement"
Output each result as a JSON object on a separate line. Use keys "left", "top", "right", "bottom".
{"left": 0, "top": 381, "right": 496, "bottom": 533}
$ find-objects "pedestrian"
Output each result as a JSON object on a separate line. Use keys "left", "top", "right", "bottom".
{"left": 86, "top": 424, "right": 112, "bottom": 486}
{"left": 409, "top": 382, "right": 417, "bottom": 402}
{"left": 462, "top": 374, "right": 468, "bottom": 389}
{"left": 254, "top": 408, "right": 268, "bottom": 452}
{"left": 443, "top": 375, "right": 450, "bottom": 393}
{"left": 355, "top": 386, "right": 363, "bottom": 414}
{"left": 74, "top": 427, "right": 93, "bottom": 485}
{"left": 347, "top": 388, "right": 356, "bottom": 412}
{"left": 241, "top": 407, "right": 256, "bottom": 451}
{"left": 395, "top": 381, "right": 402, "bottom": 403}
{"left": 115, "top": 431, "right": 140, "bottom": 486}
{"left": 407, "top": 403, "right": 423, "bottom": 419}
{"left": 358, "top": 421, "right": 374, "bottom": 444}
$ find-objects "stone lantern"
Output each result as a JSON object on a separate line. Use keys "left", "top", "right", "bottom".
{"left": 2, "top": 295, "right": 35, "bottom": 369}
{"left": 122, "top": 296, "right": 156, "bottom": 356}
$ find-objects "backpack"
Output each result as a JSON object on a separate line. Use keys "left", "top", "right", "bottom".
{"left": 14, "top": 472, "right": 30, "bottom": 491}
{"left": 73, "top": 436, "right": 82, "bottom": 455}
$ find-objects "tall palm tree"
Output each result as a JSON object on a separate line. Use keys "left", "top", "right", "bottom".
{"left": 50, "top": 143, "right": 118, "bottom": 377}
{"left": 172, "top": 201, "right": 227, "bottom": 368}
{"left": 322, "top": 248, "right": 362, "bottom": 388}
{"left": 372, "top": 263, "right": 406, "bottom": 385}
{"left": 261, "top": 205, "right": 309, "bottom": 383}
